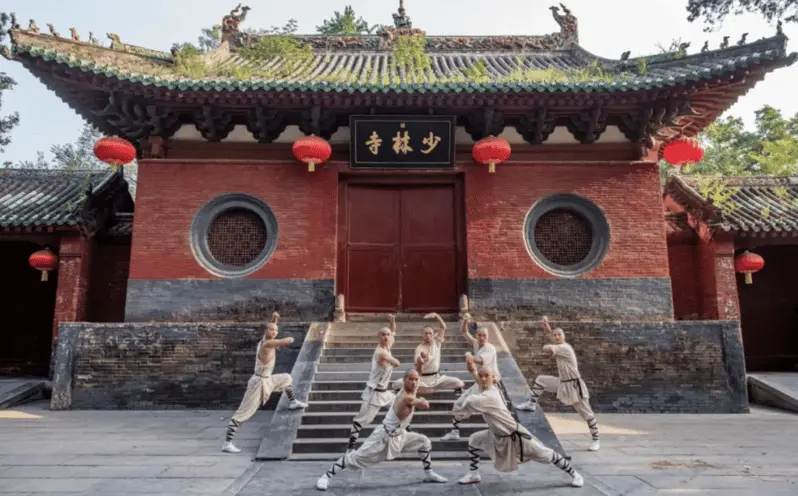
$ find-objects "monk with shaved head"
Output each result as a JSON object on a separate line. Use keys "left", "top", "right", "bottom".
{"left": 316, "top": 368, "right": 447, "bottom": 491}
{"left": 454, "top": 363, "right": 583, "bottom": 488}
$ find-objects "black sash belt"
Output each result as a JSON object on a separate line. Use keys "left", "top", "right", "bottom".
{"left": 497, "top": 423, "right": 533, "bottom": 463}
{"left": 373, "top": 387, "right": 387, "bottom": 393}
{"left": 421, "top": 371, "right": 439, "bottom": 377}
{"left": 561, "top": 377, "right": 585, "bottom": 399}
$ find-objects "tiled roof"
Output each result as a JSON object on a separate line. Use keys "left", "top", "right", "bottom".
{"left": 104, "top": 213, "right": 133, "bottom": 238}
{"left": 6, "top": 29, "right": 795, "bottom": 94}
{"left": 665, "top": 174, "right": 798, "bottom": 237}
{"left": 0, "top": 169, "right": 115, "bottom": 229}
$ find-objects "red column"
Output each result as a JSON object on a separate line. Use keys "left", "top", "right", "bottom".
{"left": 52, "top": 234, "right": 93, "bottom": 341}
{"left": 696, "top": 225, "right": 740, "bottom": 321}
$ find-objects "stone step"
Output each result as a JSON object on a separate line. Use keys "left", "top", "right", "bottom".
{"left": 311, "top": 380, "right": 473, "bottom": 391}
{"left": 312, "top": 370, "right": 475, "bottom": 382}
{"left": 288, "top": 451, "right": 488, "bottom": 461}
{"left": 306, "top": 400, "right": 456, "bottom": 413}
{"left": 326, "top": 333, "right": 470, "bottom": 340}
{"left": 322, "top": 348, "right": 469, "bottom": 357}
{"left": 340, "top": 314, "right": 460, "bottom": 323}
{"left": 296, "top": 424, "right": 484, "bottom": 439}
{"left": 309, "top": 390, "right": 463, "bottom": 402}
{"left": 292, "top": 437, "right": 475, "bottom": 454}
{"left": 320, "top": 355, "right": 466, "bottom": 364}
{"left": 323, "top": 342, "right": 472, "bottom": 349}
{"left": 316, "top": 363, "right": 468, "bottom": 372}
{"left": 300, "top": 411, "right": 461, "bottom": 425}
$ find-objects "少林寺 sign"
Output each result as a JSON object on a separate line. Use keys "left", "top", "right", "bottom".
{"left": 350, "top": 115, "right": 456, "bottom": 169}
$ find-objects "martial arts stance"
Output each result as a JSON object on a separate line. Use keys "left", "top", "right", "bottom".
{"left": 222, "top": 312, "right": 307, "bottom": 453}
{"left": 391, "top": 312, "right": 465, "bottom": 395}
{"left": 316, "top": 369, "right": 448, "bottom": 491}
{"left": 345, "top": 315, "right": 399, "bottom": 453}
{"left": 517, "top": 316, "right": 600, "bottom": 452}
{"left": 455, "top": 364, "right": 584, "bottom": 487}
{"left": 441, "top": 315, "right": 502, "bottom": 441}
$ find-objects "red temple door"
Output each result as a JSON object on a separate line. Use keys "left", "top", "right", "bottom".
{"left": 339, "top": 179, "right": 463, "bottom": 313}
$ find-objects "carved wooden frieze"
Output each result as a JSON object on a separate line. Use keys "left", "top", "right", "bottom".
{"left": 298, "top": 105, "right": 340, "bottom": 140}
{"left": 515, "top": 108, "right": 557, "bottom": 144}
{"left": 246, "top": 107, "right": 287, "bottom": 143}
{"left": 567, "top": 107, "right": 608, "bottom": 144}
{"left": 92, "top": 92, "right": 181, "bottom": 141}
{"left": 463, "top": 108, "right": 505, "bottom": 141}
{"left": 193, "top": 106, "right": 235, "bottom": 142}
{"left": 618, "top": 97, "right": 699, "bottom": 147}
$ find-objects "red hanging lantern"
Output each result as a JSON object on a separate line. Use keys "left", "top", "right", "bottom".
{"left": 472, "top": 136, "right": 511, "bottom": 173}
{"left": 29, "top": 247, "right": 58, "bottom": 282}
{"left": 735, "top": 250, "right": 765, "bottom": 285}
{"left": 292, "top": 136, "right": 332, "bottom": 172}
{"left": 94, "top": 136, "right": 137, "bottom": 170}
{"left": 663, "top": 138, "right": 704, "bottom": 167}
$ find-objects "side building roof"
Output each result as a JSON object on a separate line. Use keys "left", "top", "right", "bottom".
{"left": 664, "top": 174, "right": 798, "bottom": 238}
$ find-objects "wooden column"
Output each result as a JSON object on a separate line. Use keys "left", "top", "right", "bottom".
{"left": 52, "top": 234, "right": 93, "bottom": 341}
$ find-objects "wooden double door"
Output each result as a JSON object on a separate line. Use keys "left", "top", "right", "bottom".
{"left": 337, "top": 177, "right": 465, "bottom": 313}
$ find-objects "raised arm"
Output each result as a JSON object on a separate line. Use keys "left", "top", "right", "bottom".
{"left": 460, "top": 314, "right": 477, "bottom": 348}
{"left": 271, "top": 311, "right": 280, "bottom": 325}
{"left": 541, "top": 315, "right": 552, "bottom": 334}
{"left": 414, "top": 352, "right": 427, "bottom": 374}
{"left": 261, "top": 337, "right": 294, "bottom": 349}
{"left": 377, "top": 349, "right": 400, "bottom": 368}
{"left": 424, "top": 312, "right": 446, "bottom": 342}
{"left": 407, "top": 394, "right": 430, "bottom": 410}
{"left": 388, "top": 314, "right": 396, "bottom": 335}
{"left": 465, "top": 354, "right": 479, "bottom": 382}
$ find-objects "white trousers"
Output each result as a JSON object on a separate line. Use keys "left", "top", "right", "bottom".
{"left": 231, "top": 373, "right": 292, "bottom": 423}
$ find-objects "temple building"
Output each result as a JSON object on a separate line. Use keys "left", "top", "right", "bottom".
{"left": 1, "top": 4, "right": 795, "bottom": 413}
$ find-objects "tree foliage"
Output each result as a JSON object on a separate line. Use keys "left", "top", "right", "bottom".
{"left": 0, "top": 13, "right": 20, "bottom": 155}
{"left": 687, "top": 0, "right": 798, "bottom": 27}
{"left": 661, "top": 105, "right": 798, "bottom": 181}
{"left": 316, "top": 5, "right": 377, "bottom": 35}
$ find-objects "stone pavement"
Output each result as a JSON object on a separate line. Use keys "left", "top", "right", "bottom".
{"left": 1, "top": 400, "right": 798, "bottom": 495}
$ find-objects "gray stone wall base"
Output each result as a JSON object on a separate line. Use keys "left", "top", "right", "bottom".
{"left": 469, "top": 278, "right": 674, "bottom": 321}
{"left": 124, "top": 279, "right": 335, "bottom": 322}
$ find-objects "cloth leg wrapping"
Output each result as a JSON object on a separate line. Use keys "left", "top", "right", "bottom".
{"left": 572, "top": 398, "right": 599, "bottom": 440}
{"left": 530, "top": 374, "right": 559, "bottom": 402}
{"left": 550, "top": 451, "right": 575, "bottom": 475}
{"left": 349, "top": 402, "right": 381, "bottom": 449}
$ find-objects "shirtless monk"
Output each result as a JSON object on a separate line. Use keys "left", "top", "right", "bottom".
{"left": 516, "top": 316, "right": 600, "bottom": 452}
{"left": 316, "top": 368, "right": 448, "bottom": 491}
{"left": 345, "top": 315, "right": 399, "bottom": 453}
{"left": 222, "top": 312, "right": 307, "bottom": 453}
{"left": 455, "top": 364, "right": 584, "bottom": 487}
{"left": 441, "top": 314, "right": 502, "bottom": 441}
{"left": 392, "top": 312, "right": 465, "bottom": 395}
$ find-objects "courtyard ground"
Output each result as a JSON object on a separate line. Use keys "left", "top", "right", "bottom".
{"left": 0, "top": 401, "right": 796, "bottom": 495}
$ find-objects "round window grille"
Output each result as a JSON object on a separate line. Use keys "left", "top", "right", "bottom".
{"left": 207, "top": 208, "right": 268, "bottom": 267}
{"left": 190, "top": 194, "right": 279, "bottom": 278}
{"left": 533, "top": 209, "right": 593, "bottom": 266}
{"left": 523, "top": 194, "right": 609, "bottom": 277}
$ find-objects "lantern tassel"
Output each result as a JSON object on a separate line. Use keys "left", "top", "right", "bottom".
{"left": 489, "top": 161, "right": 495, "bottom": 173}
{"left": 308, "top": 162, "right": 315, "bottom": 172}
{"left": 41, "top": 270, "right": 48, "bottom": 282}
{"left": 745, "top": 272, "right": 752, "bottom": 285}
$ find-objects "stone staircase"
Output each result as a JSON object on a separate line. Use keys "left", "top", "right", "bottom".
{"left": 288, "top": 321, "right": 494, "bottom": 461}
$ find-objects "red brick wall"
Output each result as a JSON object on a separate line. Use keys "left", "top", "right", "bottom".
{"left": 87, "top": 241, "right": 131, "bottom": 322}
{"left": 667, "top": 236, "right": 701, "bottom": 319}
{"left": 129, "top": 161, "right": 338, "bottom": 280}
{"left": 53, "top": 235, "right": 92, "bottom": 340}
{"left": 465, "top": 162, "right": 670, "bottom": 279}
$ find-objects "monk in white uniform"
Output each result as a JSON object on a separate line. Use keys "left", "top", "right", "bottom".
{"left": 441, "top": 314, "right": 502, "bottom": 441}
{"left": 517, "top": 316, "right": 600, "bottom": 451}
{"left": 345, "top": 315, "right": 399, "bottom": 452}
{"left": 316, "top": 369, "right": 448, "bottom": 491}
{"left": 455, "top": 364, "right": 584, "bottom": 487}
{"left": 223, "top": 312, "right": 307, "bottom": 453}
{"left": 392, "top": 312, "right": 465, "bottom": 394}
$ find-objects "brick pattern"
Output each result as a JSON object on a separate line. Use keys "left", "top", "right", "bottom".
{"left": 666, "top": 238, "right": 701, "bottom": 320}
{"left": 130, "top": 161, "right": 338, "bottom": 280}
{"left": 87, "top": 242, "right": 131, "bottom": 322}
{"left": 63, "top": 322, "right": 308, "bottom": 409}
{"left": 469, "top": 277, "right": 674, "bottom": 320}
{"left": 124, "top": 279, "right": 334, "bottom": 321}
{"left": 504, "top": 320, "right": 748, "bottom": 413}
{"left": 52, "top": 235, "right": 92, "bottom": 341}
{"left": 466, "top": 162, "right": 669, "bottom": 279}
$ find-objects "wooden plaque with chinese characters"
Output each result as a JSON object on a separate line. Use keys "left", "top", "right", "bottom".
{"left": 349, "top": 116, "right": 456, "bottom": 169}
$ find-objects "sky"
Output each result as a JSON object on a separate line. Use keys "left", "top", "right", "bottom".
{"left": 1, "top": 0, "right": 797, "bottom": 165}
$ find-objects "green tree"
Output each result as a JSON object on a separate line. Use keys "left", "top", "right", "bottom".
{"left": 661, "top": 105, "right": 798, "bottom": 181}
{"left": 48, "top": 123, "right": 108, "bottom": 170}
{"left": 316, "top": 5, "right": 377, "bottom": 34}
{"left": 687, "top": 0, "right": 797, "bottom": 27}
{"left": 0, "top": 13, "right": 20, "bottom": 156}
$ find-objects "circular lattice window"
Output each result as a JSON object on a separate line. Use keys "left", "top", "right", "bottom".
{"left": 524, "top": 195, "right": 609, "bottom": 277}
{"left": 190, "top": 194, "right": 278, "bottom": 278}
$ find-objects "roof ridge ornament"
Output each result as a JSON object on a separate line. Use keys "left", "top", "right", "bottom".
{"left": 549, "top": 3, "right": 578, "bottom": 47}
{"left": 221, "top": 3, "right": 251, "bottom": 44}
{"left": 393, "top": 0, "right": 412, "bottom": 29}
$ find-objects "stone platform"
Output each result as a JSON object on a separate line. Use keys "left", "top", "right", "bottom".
{"left": 748, "top": 373, "right": 798, "bottom": 414}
